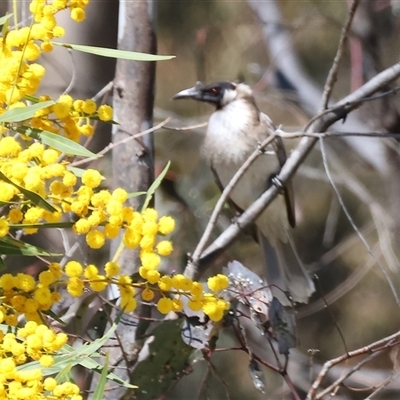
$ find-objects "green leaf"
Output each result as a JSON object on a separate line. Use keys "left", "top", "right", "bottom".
{"left": 17, "top": 310, "right": 133, "bottom": 389}
{"left": 0, "top": 14, "right": 13, "bottom": 26}
{"left": 54, "top": 364, "right": 73, "bottom": 384}
{"left": 79, "top": 357, "right": 137, "bottom": 389}
{"left": 52, "top": 42, "right": 175, "bottom": 61}
{"left": 0, "top": 101, "right": 54, "bottom": 123}
{"left": 92, "top": 353, "right": 109, "bottom": 400}
{"left": 127, "top": 191, "right": 147, "bottom": 199}
{"left": 1, "top": 14, "right": 12, "bottom": 38}
{"left": 142, "top": 161, "right": 170, "bottom": 211}
{"left": 9, "top": 222, "right": 74, "bottom": 229}
{"left": 23, "top": 95, "right": 40, "bottom": 103}
{"left": 0, "top": 171, "right": 57, "bottom": 212}
{"left": 130, "top": 319, "right": 193, "bottom": 400}
{"left": 66, "top": 165, "right": 85, "bottom": 177}
{"left": 0, "top": 236, "right": 59, "bottom": 256}
{"left": 18, "top": 126, "right": 99, "bottom": 158}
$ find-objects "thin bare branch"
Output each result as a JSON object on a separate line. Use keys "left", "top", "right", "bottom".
{"left": 307, "top": 330, "right": 400, "bottom": 399}
{"left": 164, "top": 122, "right": 208, "bottom": 131}
{"left": 319, "top": 138, "right": 400, "bottom": 308}
{"left": 71, "top": 118, "right": 170, "bottom": 167}
{"left": 321, "top": 0, "right": 361, "bottom": 110}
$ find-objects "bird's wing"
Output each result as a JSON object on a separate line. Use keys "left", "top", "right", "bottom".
{"left": 260, "top": 112, "right": 296, "bottom": 228}
{"left": 210, "top": 163, "right": 258, "bottom": 239}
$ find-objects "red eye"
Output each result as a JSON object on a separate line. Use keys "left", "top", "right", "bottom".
{"left": 210, "top": 87, "right": 219, "bottom": 95}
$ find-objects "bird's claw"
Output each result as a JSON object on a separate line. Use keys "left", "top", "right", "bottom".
{"left": 270, "top": 175, "right": 285, "bottom": 193}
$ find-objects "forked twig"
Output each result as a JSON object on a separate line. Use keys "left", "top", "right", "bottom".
{"left": 307, "top": 330, "right": 400, "bottom": 399}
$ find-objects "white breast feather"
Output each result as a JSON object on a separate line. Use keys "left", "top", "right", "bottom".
{"left": 204, "top": 99, "right": 288, "bottom": 242}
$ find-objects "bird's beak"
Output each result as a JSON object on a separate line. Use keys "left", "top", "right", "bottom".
{"left": 173, "top": 82, "right": 204, "bottom": 100}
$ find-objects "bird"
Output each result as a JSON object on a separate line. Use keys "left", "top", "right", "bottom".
{"left": 173, "top": 81, "right": 315, "bottom": 304}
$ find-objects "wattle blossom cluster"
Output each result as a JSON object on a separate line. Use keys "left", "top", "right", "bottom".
{"left": 0, "top": 321, "right": 81, "bottom": 399}
{"left": 1, "top": 0, "right": 112, "bottom": 141}
{"left": 1, "top": 0, "right": 88, "bottom": 108}
{"left": 0, "top": 265, "right": 62, "bottom": 325}
{"left": 0, "top": 0, "right": 234, "bottom": 397}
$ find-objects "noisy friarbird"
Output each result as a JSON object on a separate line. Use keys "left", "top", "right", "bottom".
{"left": 173, "top": 81, "right": 315, "bottom": 303}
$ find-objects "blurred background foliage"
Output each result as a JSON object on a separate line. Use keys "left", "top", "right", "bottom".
{"left": 6, "top": 0, "right": 400, "bottom": 398}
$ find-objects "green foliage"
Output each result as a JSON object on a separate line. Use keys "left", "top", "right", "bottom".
{"left": 0, "top": 171, "right": 57, "bottom": 212}
{"left": 130, "top": 319, "right": 193, "bottom": 400}
{"left": 0, "top": 236, "right": 59, "bottom": 257}
{"left": 0, "top": 101, "right": 55, "bottom": 123}
{"left": 141, "top": 161, "right": 171, "bottom": 211}
{"left": 18, "top": 126, "right": 99, "bottom": 158}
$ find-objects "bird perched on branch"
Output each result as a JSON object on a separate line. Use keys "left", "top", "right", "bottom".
{"left": 173, "top": 81, "right": 315, "bottom": 304}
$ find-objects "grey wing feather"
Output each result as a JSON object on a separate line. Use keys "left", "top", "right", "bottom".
{"left": 258, "top": 230, "right": 315, "bottom": 304}
{"left": 260, "top": 112, "right": 296, "bottom": 228}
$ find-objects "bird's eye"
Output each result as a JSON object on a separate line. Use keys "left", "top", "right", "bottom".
{"left": 210, "top": 87, "right": 219, "bottom": 96}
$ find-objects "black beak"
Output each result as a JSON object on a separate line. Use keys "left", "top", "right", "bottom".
{"left": 173, "top": 81, "right": 204, "bottom": 100}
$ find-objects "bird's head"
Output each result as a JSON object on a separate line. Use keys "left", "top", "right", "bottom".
{"left": 173, "top": 81, "right": 253, "bottom": 109}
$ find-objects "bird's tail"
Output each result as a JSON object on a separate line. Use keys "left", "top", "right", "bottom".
{"left": 258, "top": 230, "right": 315, "bottom": 304}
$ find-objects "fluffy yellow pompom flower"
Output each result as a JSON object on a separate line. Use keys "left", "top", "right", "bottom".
{"left": 53, "top": 25, "right": 65, "bottom": 37}
{"left": 73, "top": 218, "right": 91, "bottom": 234}
{"left": 53, "top": 102, "right": 71, "bottom": 118}
{"left": 142, "top": 208, "right": 158, "bottom": 222}
{"left": 158, "top": 276, "right": 172, "bottom": 291}
{"left": 39, "top": 354, "right": 54, "bottom": 367}
{"left": 140, "top": 252, "right": 161, "bottom": 270}
{"left": 67, "top": 277, "right": 84, "bottom": 297}
{"left": 71, "top": 7, "right": 86, "bottom": 22}
{"left": 84, "top": 264, "right": 99, "bottom": 279}
{"left": 41, "top": 41, "right": 54, "bottom": 52}
{"left": 0, "top": 219, "right": 9, "bottom": 237}
{"left": 89, "top": 276, "right": 108, "bottom": 292}
{"left": 81, "top": 99, "right": 96, "bottom": 114}
{"left": 98, "top": 104, "right": 113, "bottom": 121}
{"left": 190, "top": 281, "right": 204, "bottom": 297}
{"left": 86, "top": 229, "right": 105, "bottom": 249}
{"left": 0, "top": 137, "right": 22, "bottom": 157}
{"left": 65, "top": 261, "right": 83, "bottom": 278}
{"left": 33, "top": 287, "right": 52, "bottom": 307}
{"left": 8, "top": 209, "right": 23, "bottom": 223}
{"left": 105, "top": 262, "right": 120, "bottom": 277}
{"left": 157, "top": 297, "right": 173, "bottom": 314}
{"left": 158, "top": 216, "right": 175, "bottom": 235}
{"left": 44, "top": 377, "right": 57, "bottom": 391}
{"left": 63, "top": 171, "right": 77, "bottom": 187}
{"left": 172, "top": 298, "right": 183, "bottom": 312}
{"left": 188, "top": 298, "right": 203, "bottom": 311}
{"left": 172, "top": 274, "right": 191, "bottom": 291}
{"left": 207, "top": 274, "right": 229, "bottom": 292}
{"left": 142, "top": 288, "right": 154, "bottom": 301}
{"left": 146, "top": 269, "right": 160, "bottom": 285}
{"left": 156, "top": 240, "right": 173, "bottom": 256}
{"left": 202, "top": 299, "right": 224, "bottom": 322}
{"left": 15, "top": 273, "right": 35, "bottom": 292}
{"left": 82, "top": 169, "right": 103, "bottom": 188}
